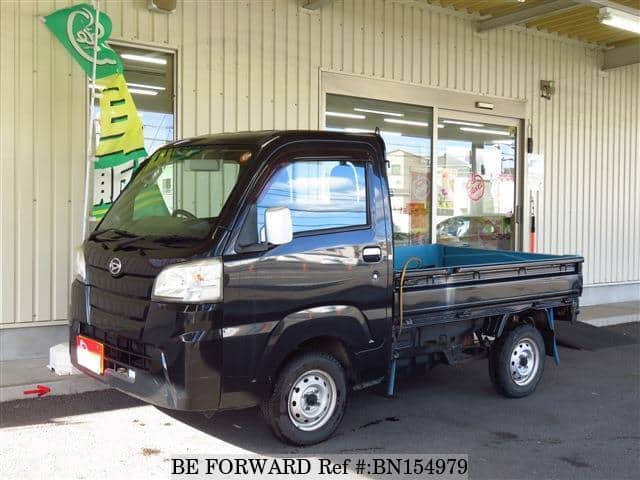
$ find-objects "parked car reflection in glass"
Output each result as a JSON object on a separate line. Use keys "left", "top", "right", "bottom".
{"left": 436, "top": 215, "right": 512, "bottom": 250}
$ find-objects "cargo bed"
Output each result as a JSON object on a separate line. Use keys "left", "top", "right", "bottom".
{"left": 393, "top": 245, "right": 583, "bottom": 325}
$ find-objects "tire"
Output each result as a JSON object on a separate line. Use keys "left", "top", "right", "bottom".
{"left": 261, "top": 352, "right": 347, "bottom": 446}
{"left": 489, "top": 324, "right": 545, "bottom": 398}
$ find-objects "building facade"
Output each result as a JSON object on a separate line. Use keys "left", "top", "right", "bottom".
{"left": 0, "top": 0, "right": 638, "bottom": 352}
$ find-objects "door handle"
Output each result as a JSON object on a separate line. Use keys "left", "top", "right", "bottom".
{"left": 362, "top": 246, "right": 382, "bottom": 263}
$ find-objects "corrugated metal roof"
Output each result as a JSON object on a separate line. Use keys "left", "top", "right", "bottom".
{"left": 428, "top": 0, "right": 640, "bottom": 46}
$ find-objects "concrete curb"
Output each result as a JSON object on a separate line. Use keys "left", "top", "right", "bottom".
{"left": 582, "top": 315, "right": 639, "bottom": 327}
{"left": 0, "top": 374, "right": 110, "bottom": 403}
{"left": 579, "top": 301, "right": 639, "bottom": 327}
{"left": 0, "top": 355, "right": 110, "bottom": 403}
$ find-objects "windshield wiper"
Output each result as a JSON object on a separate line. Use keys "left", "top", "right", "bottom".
{"left": 89, "top": 228, "right": 138, "bottom": 242}
{"left": 113, "top": 234, "right": 201, "bottom": 252}
{"left": 113, "top": 235, "right": 146, "bottom": 251}
{"left": 151, "top": 234, "right": 201, "bottom": 243}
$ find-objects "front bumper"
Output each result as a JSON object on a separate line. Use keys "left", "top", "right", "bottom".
{"left": 69, "top": 281, "right": 223, "bottom": 411}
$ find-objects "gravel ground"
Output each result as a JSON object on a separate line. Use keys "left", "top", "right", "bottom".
{"left": 1, "top": 324, "right": 638, "bottom": 480}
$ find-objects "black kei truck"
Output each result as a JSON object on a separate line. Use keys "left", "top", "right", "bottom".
{"left": 70, "top": 131, "right": 583, "bottom": 446}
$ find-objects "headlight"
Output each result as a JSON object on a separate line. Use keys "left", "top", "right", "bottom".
{"left": 75, "top": 247, "right": 86, "bottom": 283}
{"left": 152, "top": 258, "right": 223, "bottom": 303}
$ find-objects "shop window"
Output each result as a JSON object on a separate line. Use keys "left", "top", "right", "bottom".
{"left": 92, "top": 44, "right": 175, "bottom": 155}
{"left": 325, "top": 94, "right": 432, "bottom": 246}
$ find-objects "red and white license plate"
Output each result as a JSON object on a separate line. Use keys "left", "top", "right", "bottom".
{"left": 76, "top": 335, "right": 104, "bottom": 375}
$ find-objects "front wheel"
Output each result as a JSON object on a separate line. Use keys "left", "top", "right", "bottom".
{"left": 489, "top": 324, "right": 546, "bottom": 398}
{"left": 261, "top": 352, "right": 347, "bottom": 446}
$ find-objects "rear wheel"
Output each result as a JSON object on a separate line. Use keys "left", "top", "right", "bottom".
{"left": 489, "top": 324, "right": 545, "bottom": 398}
{"left": 261, "top": 352, "right": 347, "bottom": 446}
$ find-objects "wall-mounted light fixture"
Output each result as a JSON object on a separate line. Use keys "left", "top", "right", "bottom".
{"left": 475, "top": 101, "right": 494, "bottom": 110}
{"left": 599, "top": 7, "right": 640, "bottom": 35}
{"left": 148, "top": 0, "right": 177, "bottom": 14}
{"left": 540, "top": 80, "right": 555, "bottom": 100}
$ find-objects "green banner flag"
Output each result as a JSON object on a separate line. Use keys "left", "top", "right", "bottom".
{"left": 43, "top": 3, "right": 151, "bottom": 221}
{"left": 43, "top": 3, "right": 122, "bottom": 79}
{"left": 91, "top": 72, "right": 148, "bottom": 219}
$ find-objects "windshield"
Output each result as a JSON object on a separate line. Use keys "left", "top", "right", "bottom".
{"left": 98, "top": 146, "right": 252, "bottom": 240}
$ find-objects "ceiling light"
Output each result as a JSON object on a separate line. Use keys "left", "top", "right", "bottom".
{"left": 442, "top": 120, "right": 484, "bottom": 127}
{"left": 383, "top": 118, "right": 429, "bottom": 127}
{"left": 437, "top": 124, "right": 444, "bottom": 128}
{"left": 90, "top": 83, "right": 159, "bottom": 97}
{"left": 121, "top": 53, "right": 167, "bottom": 65}
{"left": 354, "top": 108, "right": 404, "bottom": 117}
{"left": 344, "top": 128, "right": 371, "bottom": 133}
{"left": 379, "top": 130, "right": 402, "bottom": 136}
{"left": 460, "top": 127, "right": 511, "bottom": 136}
{"left": 128, "top": 87, "right": 158, "bottom": 96}
{"left": 326, "top": 111, "right": 366, "bottom": 119}
{"left": 599, "top": 7, "right": 640, "bottom": 35}
{"left": 126, "top": 82, "right": 166, "bottom": 91}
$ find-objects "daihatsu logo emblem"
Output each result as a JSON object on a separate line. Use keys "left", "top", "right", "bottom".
{"left": 108, "top": 257, "right": 122, "bottom": 277}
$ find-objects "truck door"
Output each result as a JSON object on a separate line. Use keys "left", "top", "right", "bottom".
{"left": 222, "top": 142, "right": 392, "bottom": 390}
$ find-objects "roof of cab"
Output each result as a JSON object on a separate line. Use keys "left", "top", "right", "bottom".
{"left": 166, "top": 130, "right": 385, "bottom": 151}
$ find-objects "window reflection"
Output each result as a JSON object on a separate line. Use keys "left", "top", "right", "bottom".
{"left": 257, "top": 160, "right": 368, "bottom": 236}
{"left": 436, "top": 120, "right": 516, "bottom": 250}
{"left": 92, "top": 45, "right": 175, "bottom": 155}
{"left": 324, "top": 96, "right": 518, "bottom": 250}
{"left": 325, "top": 94, "right": 432, "bottom": 246}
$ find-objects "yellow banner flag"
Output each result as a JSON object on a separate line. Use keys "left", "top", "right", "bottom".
{"left": 96, "top": 73, "right": 145, "bottom": 158}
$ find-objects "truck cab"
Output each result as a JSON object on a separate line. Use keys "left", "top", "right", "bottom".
{"left": 70, "top": 131, "right": 583, "bottom": 446}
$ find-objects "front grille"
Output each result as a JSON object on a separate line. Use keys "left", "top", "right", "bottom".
{"left": 88, "top": 265, "right": 154, "bottom": 299}
{"left": 89, "top": 287, "right": 149, "bottom": 322}
{"left": 86, "top": 266, "right": 153, "bottom": 324}
{"left": 80, "top": 324, "right": 153, "bottom": 372}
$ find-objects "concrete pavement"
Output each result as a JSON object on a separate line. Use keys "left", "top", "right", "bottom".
{"left": 0, "top": 357, "right": 108, "bottom": 403}
{"left": 1, "top": 323, "right": 638, "bottom": 480}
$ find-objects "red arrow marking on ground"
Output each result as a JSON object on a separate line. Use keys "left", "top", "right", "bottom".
{"left": 23, "top": 385, "right": 51, "bottom": 397}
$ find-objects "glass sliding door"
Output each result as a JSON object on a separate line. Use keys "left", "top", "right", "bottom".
{"left": 324, "top": 93, "right": 522, "bottom": 250}
{"left": 435, "top": 111, "right": 518, "bottom": 250}
{"left": 325, "top": 94, "right": 433, "bottom": 246}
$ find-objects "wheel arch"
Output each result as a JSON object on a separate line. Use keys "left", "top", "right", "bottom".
{"left": 277, "top": 335, "right": 356, "bottom": 384}
{"left": 489, "top": 307, "right": 556, "bottom": 358}
{"left": 255, "top": 305, "right": 372, "bottom": 391}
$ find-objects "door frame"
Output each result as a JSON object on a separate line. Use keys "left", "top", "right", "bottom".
{"left": 320, "top": 71, "right": 528, "bottom": 250}
{"left": 436, "top": 108, "right": 525, "bottom": 250}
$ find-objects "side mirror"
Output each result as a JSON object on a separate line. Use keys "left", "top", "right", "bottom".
{"left": 264, "top": 206, "right": 293, "bottom": 245}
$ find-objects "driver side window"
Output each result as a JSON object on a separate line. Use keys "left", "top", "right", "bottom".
{"left": 249, "top": 159, "right": 368, "bottom": 244}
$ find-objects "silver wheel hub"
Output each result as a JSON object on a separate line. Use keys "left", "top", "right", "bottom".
{"left": 288, "top": 369, "right": 337, "bottom": 432}
{"left": 510, "top": 337, "right": 540, "bottom": 386}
